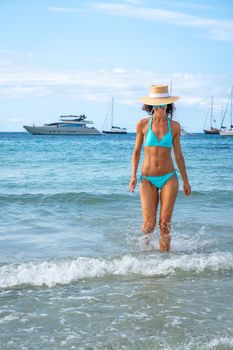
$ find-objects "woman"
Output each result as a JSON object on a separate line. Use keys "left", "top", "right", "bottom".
{"left": 129, "top": 85, "right": 191, "bottom": 252}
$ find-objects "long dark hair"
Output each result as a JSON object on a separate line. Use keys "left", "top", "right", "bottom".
{"left": 142, "top": 103, "right": 175, "bottom": 118}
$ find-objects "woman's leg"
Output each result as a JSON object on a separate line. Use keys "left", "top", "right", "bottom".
{"left": 159, "top": 175, "right": 179, "bottom": 252}
{"left": 140, "top": 178, "right": 159, "bottom": 241}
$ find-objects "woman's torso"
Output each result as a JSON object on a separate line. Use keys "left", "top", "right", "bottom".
{"left": 141, "top": 115, "right": 175, "bottom": 176}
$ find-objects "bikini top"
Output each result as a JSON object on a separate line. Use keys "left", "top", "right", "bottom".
{"left": 144, "top": 115, "right": 173, "bottom": 148}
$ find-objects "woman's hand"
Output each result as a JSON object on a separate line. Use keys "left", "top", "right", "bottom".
{"left": 129, "top": 176, "right": 137, "bottom": 192}
{"left": 183, "top": 181, "right": 191, "bottom": 196}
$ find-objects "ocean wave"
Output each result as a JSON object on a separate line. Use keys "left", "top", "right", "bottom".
{"left": 1, "top": 252, "right": 233, "bottom": 288}
{"left": 0, "top": 192, "right": 129, "bottom": 206}
{"left": 0, "top": 189, "right": 233, "bottom": 206}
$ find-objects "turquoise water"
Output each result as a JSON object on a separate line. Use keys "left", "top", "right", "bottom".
{"left": 0, "top": 132, "right": 233, "bottom": 349}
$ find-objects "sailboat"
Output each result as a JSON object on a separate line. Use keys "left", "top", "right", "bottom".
{"left": 220, "top": 86, "right": 233, "bottom": 136}
{"left": 102, "top": 98, "right": 127, "bottom": 134}
{"left": 203, "top": 96, "right": 220, "bottom": 134}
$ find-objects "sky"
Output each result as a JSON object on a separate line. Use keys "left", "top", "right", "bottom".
{"left": 0, "top": 0, "right": 233, "bottom": 132}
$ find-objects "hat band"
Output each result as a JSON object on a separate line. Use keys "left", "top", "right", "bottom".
{"left": 149, "top": 92, "right": 169, "bottom": 98}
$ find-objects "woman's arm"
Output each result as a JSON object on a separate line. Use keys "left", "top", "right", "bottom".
{"left": 129, "top": 120, "right": 144, "bottom": 192}
{"left": 172, "top": 122, "right": 191, "bottom": 196}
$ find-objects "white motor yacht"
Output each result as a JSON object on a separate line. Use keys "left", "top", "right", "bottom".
{"left": 23, "top": 114, "right": 102, "bottom": 136}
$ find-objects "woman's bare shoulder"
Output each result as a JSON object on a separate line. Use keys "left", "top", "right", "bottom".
{"left": 170, "top": 119, "right": 181, "bottom": 132}
{"left": 136, "top": 116, "right": 150, "bottom": 132}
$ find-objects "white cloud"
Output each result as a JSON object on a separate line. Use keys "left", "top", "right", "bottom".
{"left": 0, "top": 62, "right": 231, "bottom": 111}
{"left": 0, "top": 59, "right": 13, "bottom": 65}
{"left": 159, "top": 1, "right": 216, "bottom": 11}
{"left": 47, "top": 2, "right": 233, "bottom": 41}
{"left": 48, "top": 6, "right": 83, "bottom": 13}
{"left": 113, "top": 68, "right": 127, "bottom": 74}
{"left": 89, "top": 2, "right": 233, "bottom": 42}
{"left": 124, "top": 0, "right": 144, "bottom": 4}
{"left": 26, "top": 53, "right": 33, "bottom": 59}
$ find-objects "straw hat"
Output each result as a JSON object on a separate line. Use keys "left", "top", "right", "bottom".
{"left": 139, "top": 84, "right": 180, "bottom": 106}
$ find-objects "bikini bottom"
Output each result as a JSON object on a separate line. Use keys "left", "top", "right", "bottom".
{"left": 140, "top": 170, "right": 178, "bottom": 190}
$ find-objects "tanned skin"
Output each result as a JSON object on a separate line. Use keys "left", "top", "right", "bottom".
{"left": 129, "top": 106, "right": 191, "bottom": 252}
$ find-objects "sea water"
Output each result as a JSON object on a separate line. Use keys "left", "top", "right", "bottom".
{"left": 0, "top": 132, "right": 233, "bottom": 350}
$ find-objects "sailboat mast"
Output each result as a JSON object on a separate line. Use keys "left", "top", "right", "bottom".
{"left": 210, "top": 96, "right": 213, "bottom": 129}
{"left": 111, "top": 97, "right": 114, "bottom": 130}
{"left": 231, "top": 86, "right": 233, "bottom": 130}
{"left": 170, "top": 79, "right": 173, "bottom": 95}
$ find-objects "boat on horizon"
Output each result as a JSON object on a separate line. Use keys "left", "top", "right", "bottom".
{"left": 203, "top": 96, "right": 220, "bottom": 134}
{"left": 102, "top": 98, "right": 127, "bottom": 134}
{"left": 23, "top": 114, "right": 102, "bottom": 136}
{"left": 220, "top": 86, "right": 233, "bottom": 137}
{"left": 181, "top": 126, "right": 188, "bottom": 136}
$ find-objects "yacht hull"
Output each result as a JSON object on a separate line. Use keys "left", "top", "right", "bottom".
{"left": 102, "top": 130, "right": 127, "bottom": 134}
{"left": 220, "top": 130, "right": 233, "bottom": 136}
{"left": 23, "top": 125, "right": 102, "bottom": 136}
{"left": 203, "top": 129, "right": 220, "bottom": 134}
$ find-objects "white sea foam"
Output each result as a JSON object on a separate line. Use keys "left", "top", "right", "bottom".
{"left": 0, "top": 252, "right": 233, "bottom": 288}
{"left": 170, "top": 336, "right": 233, "bottom": 350}
{"left": 206, "top": 336, "right": 233, "bottom": 349}
{"left": 73, "top": 336, "right": 233, "bottom": 350}
{"left": 127, "top": 225, "right": 215, "bottom": 254}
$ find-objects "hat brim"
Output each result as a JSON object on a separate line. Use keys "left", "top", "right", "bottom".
{"left": 139, "top": 96, "right": 180, "bottom": 106}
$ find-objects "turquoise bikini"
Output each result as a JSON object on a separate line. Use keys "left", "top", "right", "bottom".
{"left": 144, "top": 114, "right": 173, "bottom": 148}
{"left": 140, "top": 115, "right": 177, "bottom": 190}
